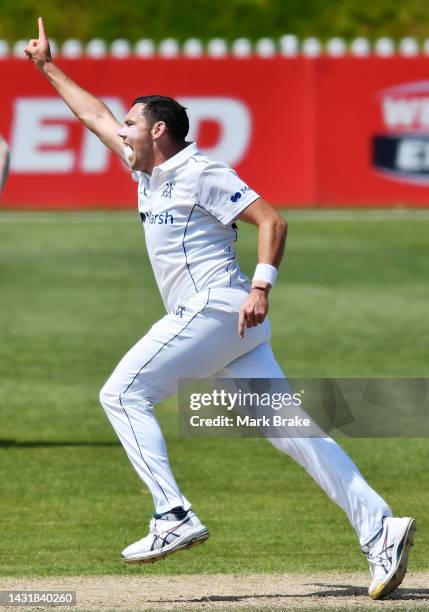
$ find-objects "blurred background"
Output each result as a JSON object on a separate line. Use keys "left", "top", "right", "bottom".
{"left": 1, "top": 0, "right": 429, "bottom": 43}
{"left": 2, "top": 0, "right": 429, "bottom": 206}
{"left": 1, "top": 0, "right": 428, "bottom": 581}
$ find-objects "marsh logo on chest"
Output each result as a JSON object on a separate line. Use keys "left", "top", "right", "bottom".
{"left": 140, "top": 211, "right": 174, "bottom": 225}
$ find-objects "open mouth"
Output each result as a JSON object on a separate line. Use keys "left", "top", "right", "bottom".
{"left": 124, "top": 144, "right": 134, "bottom": 160}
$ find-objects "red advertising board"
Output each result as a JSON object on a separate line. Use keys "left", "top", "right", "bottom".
{"left": 1, "top": 56, "right": 429, "bottom": 208}
{"left": 315, "top": 57, "right": 429, "bottom": 206}
{"left": 0, "top": 58, "right": 311, "bottom": 208}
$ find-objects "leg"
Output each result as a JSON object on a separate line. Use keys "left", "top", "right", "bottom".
{"left": 215, "top": 342, "right": 392, "bottom": 547}
{"left": 100, "top": 288, "right": 270, "bottom": 513}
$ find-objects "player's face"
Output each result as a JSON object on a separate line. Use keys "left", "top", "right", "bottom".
{"left": 119, "top": 104, "right": 155, "bottom": 172}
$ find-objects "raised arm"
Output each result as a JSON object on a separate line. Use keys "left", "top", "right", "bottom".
{"left": 236, "top": 198, "right": 287, "bottom": 338}
{"left": 25, "top": 17, "right": 125, "bottom": 162}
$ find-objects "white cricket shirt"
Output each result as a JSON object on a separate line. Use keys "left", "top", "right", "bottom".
{"left": 131, "top": 143, "right": 259, "bottom": 313}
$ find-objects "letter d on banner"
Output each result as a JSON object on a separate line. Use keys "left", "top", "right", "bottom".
{"left": 180, "top": 97, "right": 251, "bottom": 166}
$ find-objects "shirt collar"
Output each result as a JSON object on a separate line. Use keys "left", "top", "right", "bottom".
{"left": 154, "top": 142, "right": 198, "bottom": 173}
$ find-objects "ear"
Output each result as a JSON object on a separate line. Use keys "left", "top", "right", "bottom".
{"left": 152, "top": 121, "right": 167, "bottom": 140}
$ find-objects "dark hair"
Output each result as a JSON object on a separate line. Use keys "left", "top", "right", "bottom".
{"left": 132, "top": 95, "right": 189, "bottom": 142}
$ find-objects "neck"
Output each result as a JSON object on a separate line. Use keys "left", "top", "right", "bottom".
{"left": 149, "top": 141, "right": 189, "bottom": 174}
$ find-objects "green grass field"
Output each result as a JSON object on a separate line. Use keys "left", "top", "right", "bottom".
{"left": 0, "top": 209, "right": 428, "bottom": 577}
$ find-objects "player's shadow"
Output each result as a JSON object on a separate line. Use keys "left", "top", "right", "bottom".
{"left": 147, "top": 584, "right": 429, "bottom": 605}
{"left": 309, "top": 583, "right": 429, "bottom": 601}
{"left": 147, "top": 594, "right": 295, "bottom": 604}
{"left": 0, "top": 438, "right": 120, "bottom": 448}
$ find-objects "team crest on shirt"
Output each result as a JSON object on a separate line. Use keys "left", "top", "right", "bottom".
{"left": 161, "top": 182, "right": 175, "bottom": 198}
{"left": 174, "top": 305, "right": 186, "bottom": 318}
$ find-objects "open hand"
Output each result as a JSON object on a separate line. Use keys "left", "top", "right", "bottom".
{"left": 238, "top": 288, "right": 269, "bottom": 338}
{"left": 25, "top": 17, "right": 51, "bottom": 68}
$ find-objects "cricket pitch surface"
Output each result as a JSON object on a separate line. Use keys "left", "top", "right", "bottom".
{"left": 1, "top": 573, "right": 429, "bottom": 611}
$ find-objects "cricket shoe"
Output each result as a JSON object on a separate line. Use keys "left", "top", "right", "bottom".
{"left": 366, "top": 516, "right": 416, "bottom": 600}
{"left": 121, "top": 508, "right": 209, "bottom": 564}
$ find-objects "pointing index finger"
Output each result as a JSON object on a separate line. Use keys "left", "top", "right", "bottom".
{"left": 238, "top": 309, "right": 245, "bottom": 338}
{"left": 38, "top": 16, "right": 47, "bottom": 40}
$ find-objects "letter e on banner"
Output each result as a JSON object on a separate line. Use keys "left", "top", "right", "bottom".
{"left": 11, "top": 98, "right": 75, "bottom": 172}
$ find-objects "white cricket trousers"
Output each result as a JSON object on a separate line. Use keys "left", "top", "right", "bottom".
{"left": 99, "top": 287, "right": 392, "bottom": 547}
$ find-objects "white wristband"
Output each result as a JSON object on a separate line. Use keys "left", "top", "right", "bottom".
{"left": 252, "top": 263, "right": 278, "bottom": 288}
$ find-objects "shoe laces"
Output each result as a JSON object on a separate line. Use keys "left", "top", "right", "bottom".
{"left": 367, "top": 531, "right": 393, "bottom": 576}
{"left": 149, "top": 515, "right": 180, "bottom": 537}
{"left": 149, "top": 517, "right": 158, "bottom": 536}
{"left": 368, "top": 549, "right": 391, "bottom": 572}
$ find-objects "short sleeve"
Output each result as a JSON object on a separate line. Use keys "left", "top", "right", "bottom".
{"left": 196, "top": 162, "right": 259, "bottom": 225}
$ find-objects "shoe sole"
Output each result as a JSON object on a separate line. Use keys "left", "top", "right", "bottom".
{"left": 122, "top": 529, "right": 210, "bottom": 564}
{"left": 369, "top": 518, "right": 416, "bottom": 600}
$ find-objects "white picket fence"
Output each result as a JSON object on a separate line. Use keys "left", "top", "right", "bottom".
{"left": 1, "top": 36, "right": 427, "bottom": 59}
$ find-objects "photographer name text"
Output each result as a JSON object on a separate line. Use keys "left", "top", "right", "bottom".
{"left": 188, "top": 414, "right": 310, "bottom": 428}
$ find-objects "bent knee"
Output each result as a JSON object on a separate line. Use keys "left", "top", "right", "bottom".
{"left": 99, "top": 379, "right": 153, "bottom": 413}
{"left": 99, "top": 380, "right": 120, "bottom": 412}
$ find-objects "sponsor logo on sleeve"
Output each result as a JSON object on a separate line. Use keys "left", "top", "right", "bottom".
{"left": 230, "top": 185, "right": 251, "bottom": 203}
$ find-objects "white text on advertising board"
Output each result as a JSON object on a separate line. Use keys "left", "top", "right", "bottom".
{"left": 374, "top": 81, "right": 429, "bottom": 184}
{"left": 10, "top": 97, "right": 251, "bottom": 173}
